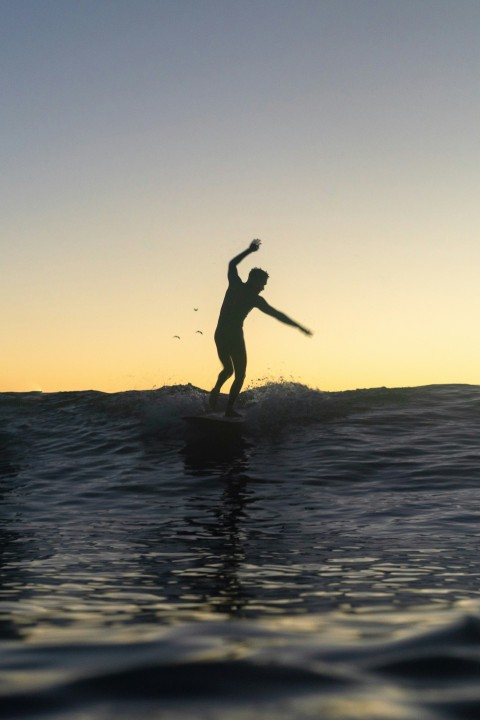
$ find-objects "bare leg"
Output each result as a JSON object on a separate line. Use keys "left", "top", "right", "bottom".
{"left": 209, "top": 366, "right": 233, "bottom": 409}
{"left": 210, "top": 337, "right": 233, "bottom": 410}
{"left": 225, "top": 338, "right": 247, "bottom": 417}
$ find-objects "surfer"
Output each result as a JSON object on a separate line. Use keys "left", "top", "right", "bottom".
{"left": 209, "top": 239, "right": 312, "bottom": 417}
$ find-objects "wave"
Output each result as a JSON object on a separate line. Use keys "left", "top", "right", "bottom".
{"left": 2, "top": 384, "right": 480, "bottom": 719}
{"left": 2, "top": 611, "right": 480, "bottom": 719}
{"left": 3, "top": 380, "right": 479, "bottom": 410}
{"left": 1, "top": 382, "right": 479, "bottom": 489}
{"left": 2, "top": 381, "right": 479, "bottom": 433}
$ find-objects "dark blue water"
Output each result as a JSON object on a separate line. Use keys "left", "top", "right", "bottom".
{"left": 1, "top": 383, "right": 480, "bottom": 719}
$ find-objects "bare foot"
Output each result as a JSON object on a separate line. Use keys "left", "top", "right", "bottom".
{"left": 209, "top": 389, "right": 219, "bottom": 410}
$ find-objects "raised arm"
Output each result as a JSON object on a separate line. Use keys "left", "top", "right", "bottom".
{"left": 256, "top": 297, "right": 313, "bottom": 335}
{"left": 228, "top": 239, "right": 261, "bottom": 282}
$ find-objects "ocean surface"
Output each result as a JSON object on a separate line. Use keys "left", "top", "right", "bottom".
{"left": 1, "top": 382, "right": 480, "bottom": 719}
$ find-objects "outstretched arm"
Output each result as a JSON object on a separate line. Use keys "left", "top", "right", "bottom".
{"left": 256, "top": 297, "right": 313, "bottom": 336}
{"left": 228, "top": 239, "right": 261, "bottom": 282}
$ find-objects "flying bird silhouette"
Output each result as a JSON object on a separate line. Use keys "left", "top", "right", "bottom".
{"left": 173, "top": 335, "right": 181, "bottom": 339}
{"left": 195, "top": 330, "right": 203, "bottom": 335}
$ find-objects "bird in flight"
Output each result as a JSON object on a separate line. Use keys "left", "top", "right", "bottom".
{"left": 173, "top": 335, "right": 181, "bottom": 340}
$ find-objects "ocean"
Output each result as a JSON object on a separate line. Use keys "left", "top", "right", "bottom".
{"left": 1, "top": 382, "right": 480, "bottom": 719}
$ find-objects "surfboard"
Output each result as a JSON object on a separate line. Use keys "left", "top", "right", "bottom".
{"left": 182, "top": 412, "right": 245, "bottom": 431}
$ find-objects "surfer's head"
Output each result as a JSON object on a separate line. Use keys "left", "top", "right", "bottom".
{"left": 247, "top": 268, "right": 269, "bottom": 293}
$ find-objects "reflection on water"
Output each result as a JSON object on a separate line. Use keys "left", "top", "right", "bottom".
{"left": 181, "top": 433, "right": 252, "bottom": 618}
{"left": 2, "top": 420, "right": 480, "bottom": 642}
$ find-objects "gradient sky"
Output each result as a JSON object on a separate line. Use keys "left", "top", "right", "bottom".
{"left": 3, "top": 0, "right": 480, "bottom": 393}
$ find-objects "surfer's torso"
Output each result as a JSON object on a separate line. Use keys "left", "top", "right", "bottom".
{"left": 216, "top": 275, "right": 263, "bottom": 335}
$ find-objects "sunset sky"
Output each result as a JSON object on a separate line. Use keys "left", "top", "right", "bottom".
{"left": 3, "top": 0, "right": 480, "bottom": 393}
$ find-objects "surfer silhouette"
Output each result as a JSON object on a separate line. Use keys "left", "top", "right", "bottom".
{"left": 209, "top": 240, "right": 312, "bottom": 417}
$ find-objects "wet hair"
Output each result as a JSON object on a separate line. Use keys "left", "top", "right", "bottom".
{"left": 248, "top": 268, "right": 269, "bottom": 284}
